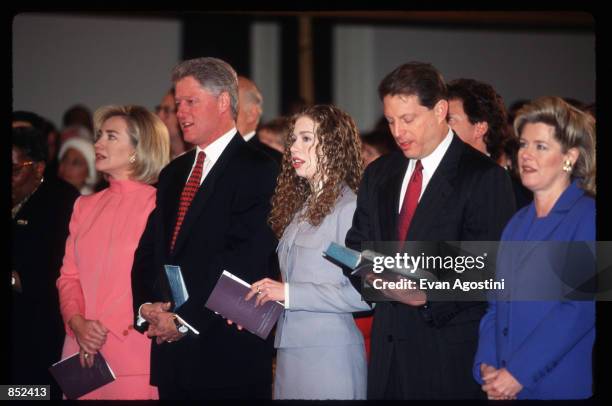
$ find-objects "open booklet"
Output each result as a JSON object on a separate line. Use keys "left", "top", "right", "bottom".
{"left": 49, "top": 352, "right": 115, "bottom": 399}
{"left": 323, "top": 242, "right": 436, "bottom": 280}
{"left": 323, "top": 242, "right": 437, "bottom": 304}
{"left": 205, "top": 270, "right": 284, "bottom": 340}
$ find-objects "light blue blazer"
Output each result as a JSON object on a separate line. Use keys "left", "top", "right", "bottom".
{"left": 473, "top": 180, "right": 596, "bottom": 399}
{"left": 275, "top": 185, "right": 371, "bottom": 349}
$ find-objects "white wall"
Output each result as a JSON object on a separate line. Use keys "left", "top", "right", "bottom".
{"left": 251, "top": 21, "right": 281, "bottom": 123}
{"left": 334, "top": 24, "right": 595, "bottom": 131}
{"left": 12, "top": 13, "right": 181, "bottom": 129}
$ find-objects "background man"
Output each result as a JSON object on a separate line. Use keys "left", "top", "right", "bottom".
{"left": 447, "top": 78, "right": 532, "bottom": 208}
{"left": 236, "top": 75, "right": 282, "bottom": 164}
{"left": 156, "top": 87, "right": 191, "bottom": 159}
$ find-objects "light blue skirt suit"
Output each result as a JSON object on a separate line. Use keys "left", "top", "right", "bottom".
{"left": 274, "top": 184, "right": 371, "bottom": 400}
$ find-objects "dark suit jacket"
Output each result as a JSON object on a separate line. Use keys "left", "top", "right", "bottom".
{"left": 131, "top": 133, "right": 279, "bottom": 392}
{"left": 11, "top": 178, "right": 79, "bottom": 397}
{"left": 247, "top": 135, "right": 283, "bottom": 165}
{"left": 346, "top": 134, "right": 516, "bottom": 399}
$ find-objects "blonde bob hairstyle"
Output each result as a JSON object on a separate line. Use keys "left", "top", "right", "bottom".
{"left": 94, "top": 105, "right": 170, "bottom": 184}
{"left": 514, "top": 96, "right": 596, "bottom": 196}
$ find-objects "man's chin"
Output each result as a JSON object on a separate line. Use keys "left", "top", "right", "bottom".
{"left": 401, "top": 150, "right": 420, "bottom": 160}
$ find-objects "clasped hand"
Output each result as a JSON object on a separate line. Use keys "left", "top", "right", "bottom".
{"left": 69, "top": 314, "right": 108, "bottom": 368}
{"left": 141, "top": 302, "right": 186, "bottom": 345}
{"left": 225, "top": 277, "right": 285, "bottom": 331}
{"left": 480, "top": 363, "right": 523, "bottom": 400}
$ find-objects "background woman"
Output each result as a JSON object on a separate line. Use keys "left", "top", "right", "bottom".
{"left": 58, "top": 136, "right": 98, "bottom": 195}
{"left": 473, "top": 96, "right": 596, "bottom": 400}
{"left": 248, "top": 104, "right": 371, "bottom": 400}
{"left": 11, "top": 126, "right": 80, "bottom": 399}
{"left": 57, "top": 105, "right": 169, "bottom": 399}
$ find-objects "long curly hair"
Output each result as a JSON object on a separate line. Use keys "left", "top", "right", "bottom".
{"left": 268, "top": 105, "right": 363, "bottom": 238}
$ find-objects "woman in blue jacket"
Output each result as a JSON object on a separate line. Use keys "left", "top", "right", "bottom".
{"left": 473, "top": 96, "right": 596, "bottom": 399}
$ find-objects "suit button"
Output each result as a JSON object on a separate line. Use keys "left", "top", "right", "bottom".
{"left": 123, "top": 329, "right": 129, "bottom": 336}
{"left": 387, "top": 334, "right": 393, "bottom": 342}
{"left": 128, "top": 325, "right": 134, "bottom": 330}
{"left": 502, "top": 327, "right": 508, "bottom": 336}
{"left": 501, "top": 360, "right": 506, "bottom": 367}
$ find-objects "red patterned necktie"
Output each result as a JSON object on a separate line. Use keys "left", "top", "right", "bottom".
{"left": 170, "top": 151, "right": 205, "bottom": 252}
{"left": 397, "top": 159, "right": 423, "bottom": 242}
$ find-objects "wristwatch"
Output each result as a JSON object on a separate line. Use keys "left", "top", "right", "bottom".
{"left": 172, "top": 315, "right": 189, "bottom": 334}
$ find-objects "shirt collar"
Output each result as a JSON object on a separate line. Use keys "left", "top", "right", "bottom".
{"left": 243, "top": 131, "right": 256, "bottom": 142}
{"left": 196, "top": 128, "right": 237, "bottom": 162}
{"left": 418, "top": 126, "right": 453, "bottom": 174}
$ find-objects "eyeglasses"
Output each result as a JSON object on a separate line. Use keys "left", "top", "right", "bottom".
{"left": 12, "top": 161, "right": 36, "bottom": 175}
{"left": 155, "top": 105, "right": 177, "bottom": 115}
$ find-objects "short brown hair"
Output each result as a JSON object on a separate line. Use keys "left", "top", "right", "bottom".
{"left": 94, "top": 105, "right": 170, "bottom": 184}
{"left": 378, "top": 62, "right": 447, "bottom": 109}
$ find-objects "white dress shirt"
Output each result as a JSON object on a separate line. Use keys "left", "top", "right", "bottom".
{"left": 188, "top": 128, "right": 237, "bottom": 186}
{"left": 398, "top": 127, "right": 454, "bottom": 212}
{"left": 137, "top": 128, "right": 237, "bottom": 327}
{"left": 242, "top": 130, "right": 256, "bottom": 142}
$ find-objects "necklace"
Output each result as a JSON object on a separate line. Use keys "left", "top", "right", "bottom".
{"left": 12, "top": 177, "right": 44, "bottom": 220}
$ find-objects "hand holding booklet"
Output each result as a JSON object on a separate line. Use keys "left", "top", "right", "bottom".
{"left": 205, "top": 270, "right": 284, "bottom": 339}
{"left": 163, "top": 264, "right": 199, "bottom": 335}
{"left": 323, "top": 242, "right": 436, "bottom": 281}
{"left": 49, "top": 352, "right": 115, "bottom": 399}
{"left": 164, "top": 264, "right": 189, "bottom": 309}
{"left": 323, "top": 242, "right": 434, "bottom": 305}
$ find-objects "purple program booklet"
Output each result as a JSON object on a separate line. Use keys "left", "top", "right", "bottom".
{"left": 205, "top": 270, "right": 284, "bottom": 339}
{"left": 49, "top": 351, "right": 115, "bottom": 399}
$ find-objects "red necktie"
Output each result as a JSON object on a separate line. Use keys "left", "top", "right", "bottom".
{"left": 397, "top": 160, "right": 423, "bottom": 242}
{"left": 170, "top": 151, "right": 205, "bottom": 251}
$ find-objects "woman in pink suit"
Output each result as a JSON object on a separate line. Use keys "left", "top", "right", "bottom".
{"left": 57, "top": 105, "right": 169, "bottom": 399}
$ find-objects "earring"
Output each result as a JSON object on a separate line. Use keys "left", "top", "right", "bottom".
{"left": 562, "top": 159, "right": 572, "bottom": 173}
{"left": 129, "top": 154, "right": 136, "bottom": 164}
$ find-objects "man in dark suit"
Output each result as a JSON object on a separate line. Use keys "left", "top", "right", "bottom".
{"left": 345, "top": 62, "right": 516, "bottom": 399}
{"left": 446, "top": 78, "right": 532, "bottom": 209}
{"left": 131, "top": 57, "right": 278, "bottom": 399}
{"left": 237, "top": 75, "right": 282, "bottom": 165}
{"left": 11, "top": 126, "right": 80, "bottom": 399}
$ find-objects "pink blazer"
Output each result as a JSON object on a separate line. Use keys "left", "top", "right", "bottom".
{"left": 57, "top": 179, "right": 156, "bottom": 378}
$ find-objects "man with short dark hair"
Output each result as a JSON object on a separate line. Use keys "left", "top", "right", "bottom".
{"left": 447, "top": 78, "right": 532, "bottom": 209}
{"left": 447, "top": 78, "right": 510, "bottom": 164}
{"left": 156, "top": 87, "right": 191, "bottom": 159}
{"left": 131, "top": 57, "right": 278, "bottom": 399}
{"left": 346, "top": 62, "right": 516, "bottom": 399}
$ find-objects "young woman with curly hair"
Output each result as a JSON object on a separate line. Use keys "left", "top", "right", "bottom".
{"left": 247, "top": 105, "right": 371, "bottom": 399}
